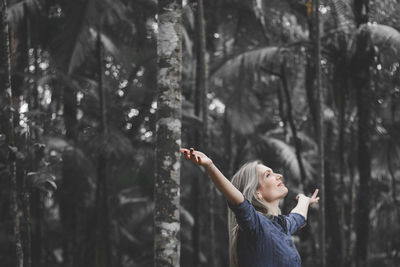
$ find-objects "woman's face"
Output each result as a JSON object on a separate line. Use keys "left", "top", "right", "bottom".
{"left": 256, "top": 164, "right": 288, "bottom": 202}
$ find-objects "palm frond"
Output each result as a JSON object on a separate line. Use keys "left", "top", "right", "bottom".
{"left": 181, "top": 25, "right": 193, "bottom": 58}
{"left": 7, "top": 0, "right": 44, "bottom": 27}
{"left": 365, "top": 24, "right": 400, "bottom": 62}
{"left": 256, "top": 135, "right": 314, "bottom": 182}
{"left": 50, "top": 0, "right": 95, "bottom": 74}
{"left": 89, "top": 128, "right": 133, "bottom": 160}
{"left": 101, "top": 0, "right": 130, "bottom": 25}
{"left": 329, "top": 0, "right": 354, "bottom": 33}
{"left": 88, "top": 27, "right": 118, "bottom": 58}
{"left": 228, "top": 106, "right": 261, "bottom": 135}
{"left": 51, "top": 0, "right": 129, "bottom": 74}
{"left": 211, "top": 46, "right": 287, "bottom": 81}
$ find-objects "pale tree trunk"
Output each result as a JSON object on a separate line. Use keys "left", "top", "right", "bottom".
{"left": 1, "top": 1, "right": 24, "bottom": 266}
{"left": 154, "top": 1, "right": 182, "bottom": 267}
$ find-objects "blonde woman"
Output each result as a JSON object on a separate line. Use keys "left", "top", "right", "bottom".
{"left": 180, "top": 148, "right": 319, "bottom": 267}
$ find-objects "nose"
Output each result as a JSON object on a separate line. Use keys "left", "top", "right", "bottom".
{"left": 276, "top": 173, "right": 282, "bottom": 180}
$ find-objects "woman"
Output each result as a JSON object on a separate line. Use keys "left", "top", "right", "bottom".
{"left": 180, "top": 147, "right": 319, "bottom": 267}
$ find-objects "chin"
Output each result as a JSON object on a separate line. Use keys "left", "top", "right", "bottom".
{"left": 282, "top": 187, "right": 289, "bottom": 197}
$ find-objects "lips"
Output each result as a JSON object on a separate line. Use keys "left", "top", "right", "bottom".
{"left": 278, "top": 182, "right": 284, "bottom": 187}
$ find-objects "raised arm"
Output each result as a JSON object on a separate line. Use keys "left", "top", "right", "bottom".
{"left": 180, "top": 148, "right": 244, "bottom": 205}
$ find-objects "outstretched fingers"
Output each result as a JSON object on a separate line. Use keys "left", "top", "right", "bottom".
{"left": 311, "top": 188, "right": 319, "bottom": 199}
{"left": 180, "top": 147, "right": 201, "bottom": 165}
{"left": 310, "top": 188, "right": 320, "bottom": 206}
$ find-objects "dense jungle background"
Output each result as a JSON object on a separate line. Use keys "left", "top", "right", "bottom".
{"left": 1, "top": 0, "right": 400, "bottom": 267}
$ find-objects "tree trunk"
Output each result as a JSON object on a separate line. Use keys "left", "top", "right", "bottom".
{"left": 276, "top": 80, "right": 287, "bottom": 141}
{"left": 94, "top": 27, "right": 111, "bottom": 267}
{"left": 60, "top": 56, "right": 78, "bottom": 267}
{"left": 1, "top": 1, "right": 24, "bottom": 266}
{"left": 194, "top": 0, "right": 215, "bottom": 266}
{"left": 154, "top": 1, "right": 182, "bottom": 266}
{"left": 305, "top": 17, "right": 318, "bottom": 134}
{"left": 352, "top": 1, "right": 372, "bottom": 266}
{"left": 23, "top": 4, "right": 33, "bottom": 267}
{"left": 279, "top": 65, "right": 307, "bottom": 184}
{"left": 324, "top": 121, "right": 342, "bottom": 267}
{"left": 313, "top": 0, "right": 326, "bottom": 266}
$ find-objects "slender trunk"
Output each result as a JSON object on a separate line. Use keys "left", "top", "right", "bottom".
{"left": 61, "top": 56, "right": 78, "bottom": 267}
{"left": 347, "top": 123, "right": 357, "bottom": 267}
{"left": 388, "top": 93, "right": 399, "bottom": 215}
{"left": 313, "top": 0, "right": 326, "bottom": 266}
{"left": 352, "top": 2, "right": 372, "bottom": 265}
{"left": 354, "top": 59, "right": 371, "bottom": 267}
{"left": 22, "top": 172, "right": 32, "bottom": 267}
{"left": 223, "top": 107, "right": 233, "bottom": 178}
{"left": 1, "top": 1, "right": 24, "bottom": 266}
{"left": 195, "top": 1, "right": 215, "bottom": 266}
{"left": 191, "top": 145, "right": 201, "bottom": 267}
{"left": 305, "top": 18, "right": 318, "bottom": 133}
{"left": 279, "top": 65, "right": 307, "bottom": 184}
{"left": 324, "top": 121, "right": 342, "bottom": 267}
{"left": 337, "top": 66, "right": 347, "bottom": 267}
{"left": 30, "top": 47, "right": 42, "bottom": 267}
{"left": 23, "top": 5, "right": 32, "bottom": 267}
{"left": 94, "top": 27, "right": 111, "bottom": 267}
{"left": 154, "top": 1, "right": 182, "bottom": 266}
{"left": 276, "top": 81, "right": 287, "bottom": 141}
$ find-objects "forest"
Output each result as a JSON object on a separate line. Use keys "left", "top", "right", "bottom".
{"left": 1, "top": 0, "right": 400, "bottom": 267}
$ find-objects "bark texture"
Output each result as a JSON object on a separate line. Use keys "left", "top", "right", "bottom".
{"left": 154, "top": 1, "right": 182, "bottom": 266}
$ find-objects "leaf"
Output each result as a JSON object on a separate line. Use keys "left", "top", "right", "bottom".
{"left": 365, "top": 24, "right": 400, "bottom": 63}
{"left": 256, "top": 135, "right": 315, "bottom": 181}
{"left": 329, "top": 0, "right": 354, "bottom": 32}
{"left": 7, "top": 0, "right": 44, "bottom": 27}
{"left": 211, "top": 46, "right": 287, "bottom": 81}
{"left": 45, "top": 180, "right": 57, "bottom": 190}
{"left": 28, "top": 171, "right": 58, "bottom": 193}
{"left": 89, "top": 128, "right": 133, "bottom": 159}
{"left": 180, "top": 206, "right": 194, "bottom": 227}
{"left": 8, "top": 146, "right": 18, "bottom": 153}
{"left": 50, "top": 0, "right": 130, "bottom": 74}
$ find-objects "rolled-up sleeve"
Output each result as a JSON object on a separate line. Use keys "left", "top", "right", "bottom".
{"left": 228, "top": 199, "right": 263, "bottom": 237}
{"left": 286, "top": 212, "right": 307, "bottom": 235}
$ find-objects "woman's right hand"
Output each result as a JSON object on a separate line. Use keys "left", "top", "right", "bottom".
{"left": 180, "top": 147, "right": 213, "bottom": 168}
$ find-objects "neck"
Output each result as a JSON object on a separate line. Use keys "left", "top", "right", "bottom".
{"left": 265, "top": 199, "right": 280, "bottom": 216}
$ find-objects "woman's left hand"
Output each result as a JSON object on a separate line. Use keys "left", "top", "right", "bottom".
{"left": 296, "top": 189, "right": 320, "bottom": 207}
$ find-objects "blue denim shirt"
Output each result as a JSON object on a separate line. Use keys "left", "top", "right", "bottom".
{"left": 228, "top": 199, "right": 307, "bottom": 267}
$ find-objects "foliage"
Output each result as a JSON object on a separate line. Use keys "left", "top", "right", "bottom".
{"left": 1, "top": 0, "right": 400, "bottom": 266}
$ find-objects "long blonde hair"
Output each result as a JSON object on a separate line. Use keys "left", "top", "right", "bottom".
{"left": 228, "top": 161, "right": 276, "bottom": 267}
